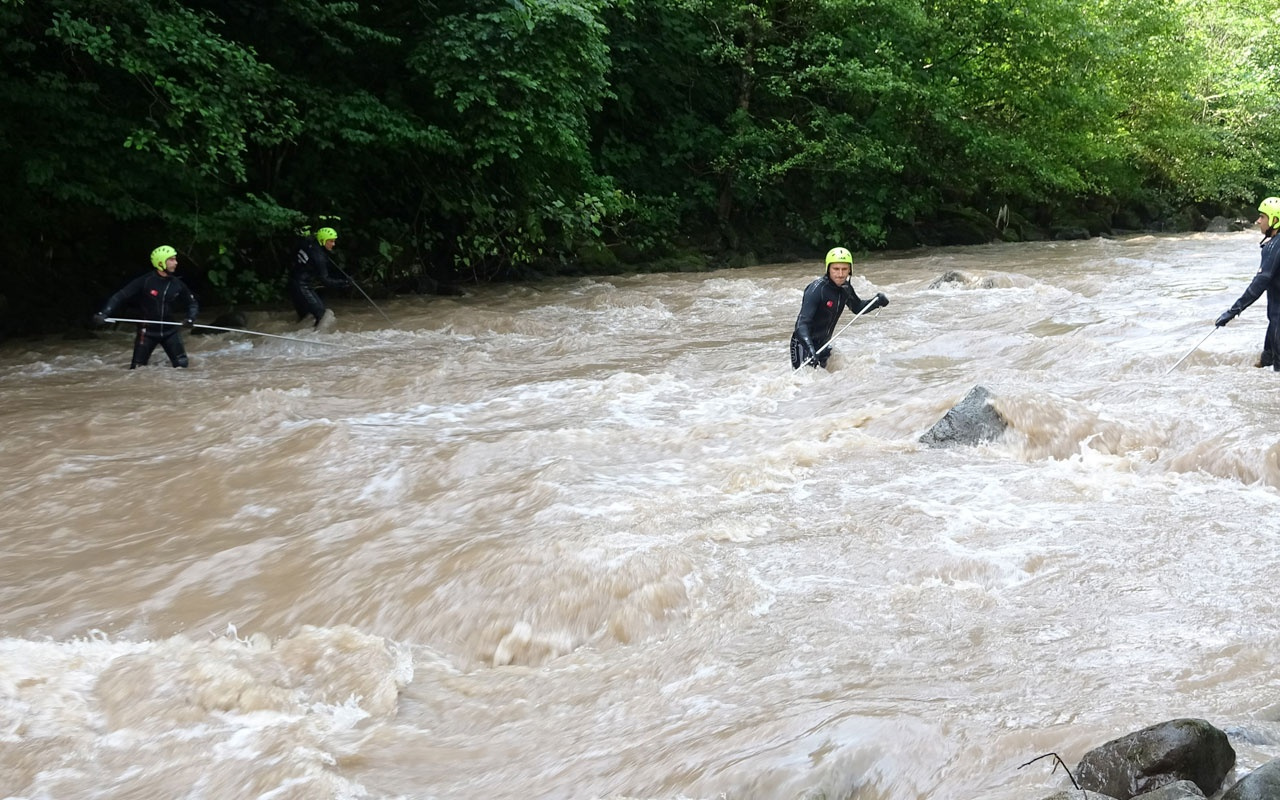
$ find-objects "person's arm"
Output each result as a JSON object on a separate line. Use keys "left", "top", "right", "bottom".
{"left": 795, "top": 283, "right": 823, "bottom": 353}
{"left": 315, "top": 249, "right": 350, "bottom": 289}
{"left": 841, "top": 284, "right": 866, "bottom": 311}
{"left": 179, "top": 279, "right": 199, "bottom": 325}
{"left": 844, "top": 284, "right": 889, "bottom": 313}
{"left": 1220, "top": 243, "right": 1280, "bottom": 325}
{"left": 98, "top": 274, "right": 145, "bottom": 319}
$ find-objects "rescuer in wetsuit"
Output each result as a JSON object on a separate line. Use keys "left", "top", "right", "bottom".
{"left": 790, "top": 246, "right": 889, "bottom": 369}
{"left": 92, "top": 245, "right": 199, "bottom": 369}
{"left": 1217, "top": 196, "right": 1280, "bottom": 370}
{"left": 289, "top": 226, "right": 349, "bottom": 329}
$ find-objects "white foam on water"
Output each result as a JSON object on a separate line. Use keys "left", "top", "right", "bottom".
{"left": 9, "top": 234, "right": 1280, "bottom": 798}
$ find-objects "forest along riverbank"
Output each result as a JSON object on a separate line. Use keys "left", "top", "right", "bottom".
{"left": 4, "top": 233, "right": 1280, "bottom": 799}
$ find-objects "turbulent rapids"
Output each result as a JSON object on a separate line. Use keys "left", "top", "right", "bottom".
{"left": 4, "top": 233, "right": 1280, "bottom": 799}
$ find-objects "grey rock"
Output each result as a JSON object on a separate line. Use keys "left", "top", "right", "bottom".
{"left": 1134, "top": 779, "right": 1206, "bottom": 799}
{"left": 1076, "top": 718, "right": 1235, "bottom": 800}
{"left": 1204, "top": 216, "right": 1245, "bottom": 233}
{"left": 928, "top": 270, "right": 972, "bottom": 289}
{"left": 1221, "top": 758, "right": 1280, "bottom": 800}
{"left": 919, "top": 385, "right": 1008, "bottom": 448}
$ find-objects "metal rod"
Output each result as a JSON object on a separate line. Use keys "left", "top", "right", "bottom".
{"left": 334, "top": 267, "right": 392, "bottom": 324}
{"left": 104, "top": 318, "right": 345, "bottom": 347}
{"left": 1165, "top": 327, "right": 1217, "bottom": 375}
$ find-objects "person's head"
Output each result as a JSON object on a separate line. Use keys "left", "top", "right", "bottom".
{"left": 824, "top": 246, "right": 853, "bottom": 285}
{"left": 150, "top": 245, "right": 178, "bottom": 274}
{"left": 1259, "top": 197, "right": 1280, "bottom": 232}
{"left": 316, "top": 227, "right": 338, "bottom": 251}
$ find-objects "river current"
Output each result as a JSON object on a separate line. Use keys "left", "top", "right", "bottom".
{"left": 4, "top": 233, "right": 1280, "bottom": 799}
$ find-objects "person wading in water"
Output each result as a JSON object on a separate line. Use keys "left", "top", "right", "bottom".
{"left": 93, "top": 245, "right": 199, "bottom": 369}
{"left": 289, "top": 226, "right": 349, "bottom": 331}
{"left": 1216, "top": 196, "right": 1280, "bottom": 370}
{"left": 790, "top": 246, "right": 889, "bottom": 369}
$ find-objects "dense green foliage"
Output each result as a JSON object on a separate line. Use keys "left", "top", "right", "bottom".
{"left": 1, "top": 0, "right": 1277, "bottom": 334}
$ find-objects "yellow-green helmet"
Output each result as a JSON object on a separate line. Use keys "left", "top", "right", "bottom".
{"left": 150, "top": 245, "right": 177, "bottom": 270}
{"left": 316, "top": 227, "right": 338, "bottom": 245}
{"left": 1260, "top": 197, "right": 1280, "bottom": 228}
{"left": 825, "top": 247, "right": 853, "bottom": 267}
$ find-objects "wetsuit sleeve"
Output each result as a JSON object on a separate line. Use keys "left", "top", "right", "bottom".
{"left": 1229, "top": 241, "right": 1280, "bottom": 316}
{"left": 794, "top": 283, "right": 824, "bottom": 344}
{"left": 99, "top": 274, "right": 147, "bottom": 318}
{"left": 314, "top": 249, "right": 349, "bottom": 289}
{"left": 177, "top": 279, "right": 199, "bottom": 321}
{"left": 841, "top": 285, "right": 867, "bottom": 313}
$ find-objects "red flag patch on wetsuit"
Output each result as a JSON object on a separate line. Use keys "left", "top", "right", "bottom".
{"left": 826, "top": 300, "right": 834, "bottom": 307}
{"left": 150, "top": 289, "right": 159, "bottom": 296}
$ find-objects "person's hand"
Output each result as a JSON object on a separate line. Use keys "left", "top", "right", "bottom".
{"left": 182, "top": 319, "right": 195, "bottom": 330}
{"left": 803, "top": 337, "right": 818, "bottom": 357}
{"left": 91, "top": 312, "right": 108, "bottom": 327}
{"left": 1216, "top": 310, "right": 1236, "bottom": 327}
{"left": 871, "top": 292, "right": 889, "bottom": 311}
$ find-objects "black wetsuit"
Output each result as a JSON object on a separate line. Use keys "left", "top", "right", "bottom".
{"left": 790, "top": 276, "right": 872, "bottom": 368}
{"left": 98, "top": 271, "right": 199, "bottom": 368}
{"left": 288, "top": 238, "right": 348, "bottom": 325}
{"left": 1225, "top": 233, "right": 1280, "bottom": 369}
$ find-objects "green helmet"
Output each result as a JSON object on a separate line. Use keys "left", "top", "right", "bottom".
{"left": 825, "top": 247, "right": 853, "bottom": 267}
{"left": 1260, "top": 197, "right": 1280, "bottom": 228}
{"left": 150, "top": 245, "right": 177, "bottom": 270}
{"left": 316, "top": 227, "right": 338, "bottom": 245}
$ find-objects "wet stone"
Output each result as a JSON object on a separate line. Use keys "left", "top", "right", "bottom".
{"left": 919, "top": 385, "right": 1008, "bottom": 448}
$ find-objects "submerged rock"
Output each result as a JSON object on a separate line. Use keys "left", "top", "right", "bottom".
{"left": 927, "top": 270, "right": 1026, "bottom": 290}
{"left": 1222, "top": 758, "right": 1280, "bottom": 800}
{"left": 919, "top": 385, "right": 1008, "bottom": 448}
{"left": 928, "top": 270, "right": 973, "bottom": 288}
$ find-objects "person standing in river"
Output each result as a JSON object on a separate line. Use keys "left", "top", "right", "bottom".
{"left": 92, "top": 245, "right": 199, "bottom": 369}
{"left": 288, "top": 226, "right": 349, "bottom": 331}
{"left": 790, "top": 246, "right": 889, "bottom": 369}
{"left": 1215, "top": 196, "right": 1280, "bottom": 370}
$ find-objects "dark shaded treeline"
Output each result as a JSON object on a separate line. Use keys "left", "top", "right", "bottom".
{"left": 2, "top": 0, "right": 1276, "bottom": 337}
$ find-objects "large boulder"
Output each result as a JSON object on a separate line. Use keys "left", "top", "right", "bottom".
{"left": 919, "top": 385, "right": 1008, "bottom": 448}
{"left": 928, "top": 270, "right": 972, "bottom": 289}
{"left": 1075, "top": 718, "right": 1235, "bottom": 799}
{"left": 1205, "top": 216, "right": 1245, "bottom": 233}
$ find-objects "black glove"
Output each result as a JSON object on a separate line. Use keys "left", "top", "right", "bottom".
{"left": 1216, "top": 310, "right": 1236, "bottom": 327}
{"left": 91, "top": 312, "right": 108, "bottom": 327}
{"left": 802, "top": 338, "right": 819, "bottom": 359}
{"left": 871, "top": 292, "right": 889, "bottom": 311}
{"left": 182, "top": 319, "right": 195, "bottom": 330}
